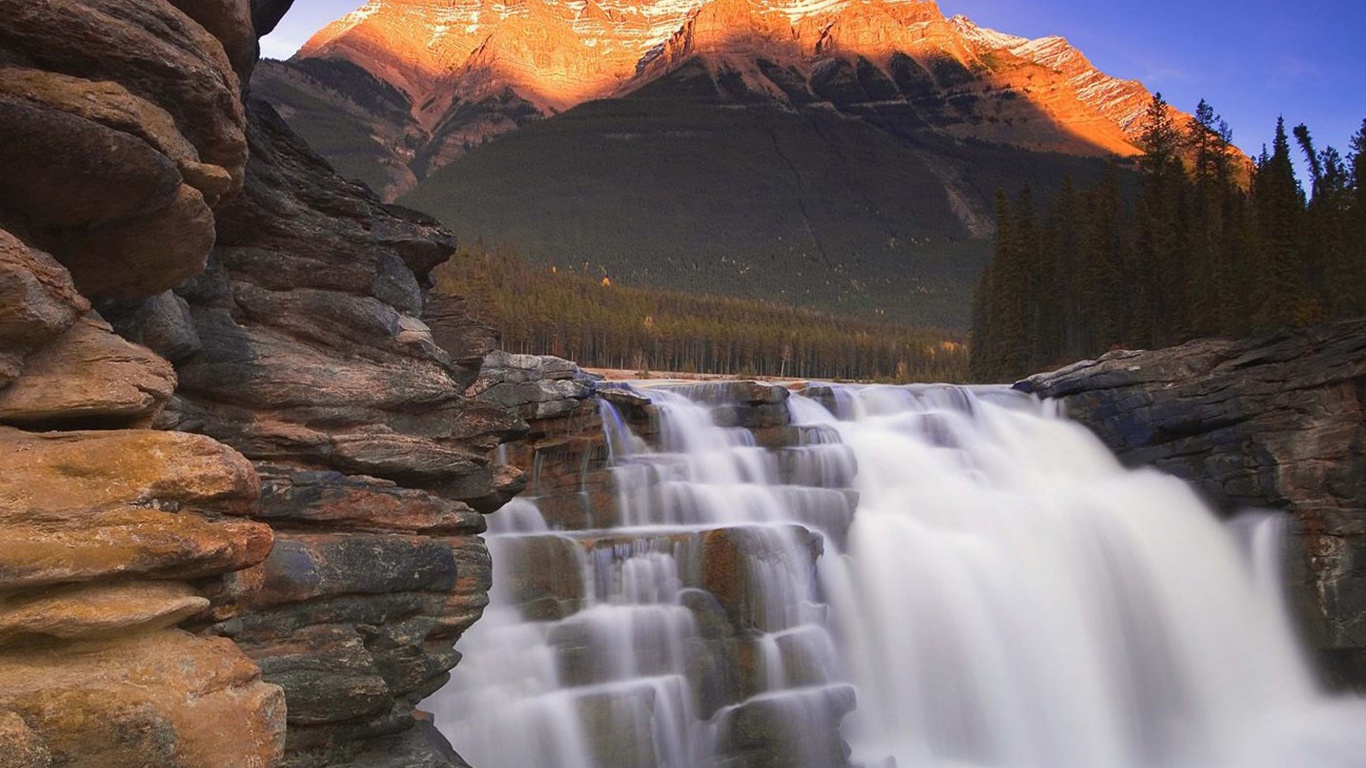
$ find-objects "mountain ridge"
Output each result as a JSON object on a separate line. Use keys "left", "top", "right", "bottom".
{"left": 281, "top": 0, "right": 1172, "bottom": 199}
{"left": 256, "top": 0, "right": 1196, "bottom": 328}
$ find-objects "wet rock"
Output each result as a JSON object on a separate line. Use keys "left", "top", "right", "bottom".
{"left": 489, "top": 535, "right": 586, "bottom": 620}
{"left": 1021, "top": 317, "right": 1366, "bottom": 690}
{"left": 702, "top": 526, "right": 823, "bottom": 634}
{"left": 713, "top": 685, "right": 855, "bottom": 768}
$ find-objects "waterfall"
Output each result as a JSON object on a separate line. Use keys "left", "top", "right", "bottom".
{"left": 425, "top": 383, "right": 1366, "bottom": 768}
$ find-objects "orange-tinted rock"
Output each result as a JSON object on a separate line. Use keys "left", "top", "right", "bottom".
{"left": 0, "top": 229, "right": 87, "bottom": 386}
{"left": 0, "top": 313, "right": 175, "bottom": 429}
{"left": 0, "top": 582, "right": 208, "bottom": 645}
{"left": 0, "top": 426, "right": 260, "bottom": 517}
{"left": 0, "top": 710, "right": 52, "bottom": 768}
{"left": 0, "top": 631, "right": 285, "bottom": 768}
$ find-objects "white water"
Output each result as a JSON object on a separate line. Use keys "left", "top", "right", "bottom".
{"left": 426, "top": 383, "right": 1366, "bottom": 768}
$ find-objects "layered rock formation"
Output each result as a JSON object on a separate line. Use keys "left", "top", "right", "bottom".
{"left": 1020, "top": 318, "right": 1366, "bottom": 690}
{"left": 1, "top": 0, "right": 523, "bottom": 765}
{"left": 0, "top": 0, "right": 282, "bottom": 764}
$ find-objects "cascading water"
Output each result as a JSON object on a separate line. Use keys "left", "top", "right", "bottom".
{"left": 425, "top": 382, "right": 1366, "bottom": 768}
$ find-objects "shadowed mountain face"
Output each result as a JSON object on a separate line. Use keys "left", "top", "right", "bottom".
{"left": 256, "top": 0, "right": 1169, "bottom": 328}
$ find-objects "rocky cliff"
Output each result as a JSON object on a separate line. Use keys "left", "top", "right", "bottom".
{"left": 1020, "top": 318, "right": 1366, "bottom": 690}
{"left": 0, "top": 1, "right": 522, "bottom": 765}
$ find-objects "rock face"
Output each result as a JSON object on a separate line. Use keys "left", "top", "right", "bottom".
{"left": 0, "top": 1, "right": 284, "bottom": 765}
{"left": 0, "top": 0, "right": 523, "bottom": 765}
{"left": 1019, "top": 318, "right": 1366, "bottom": 690}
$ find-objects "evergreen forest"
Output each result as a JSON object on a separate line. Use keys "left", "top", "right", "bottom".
{"left": 971, "top": 96, "right": 1366, "bottom": 382}
{"left": 433, "top": 247, "right": 969, "bottom": 382}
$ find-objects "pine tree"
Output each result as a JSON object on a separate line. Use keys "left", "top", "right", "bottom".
{"left": 1253, "top": 117, "right": 1306, "bottom": 326}
{"left": 1348, "top": 119, "right": 1366, "bottom": 313}
{"left": 1135, "top": 92, "right": 1190, "bottom": 345}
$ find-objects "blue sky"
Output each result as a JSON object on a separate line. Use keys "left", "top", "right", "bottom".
{"left": 262, "top": 0, "right": 1366, "bottom": 162}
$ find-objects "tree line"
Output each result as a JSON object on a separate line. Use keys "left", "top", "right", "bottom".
{"left": 433, "top": 246, "right": 969, "bottom": 382}
{"left": 971, "top": 95, "right": 1366, "bottom": 382}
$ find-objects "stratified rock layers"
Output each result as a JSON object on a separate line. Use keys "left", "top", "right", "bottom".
{"left": 0, "top": 1, "right": 284, "bottom": 764}
{"left": 1020, "top": 319, "right": 1366, "bottom": 690}
{"left": 143, "top": 96, "right": 525, "bottom": 766}
{"left": 0, "top": 0, "right": 521, "bottom": 765}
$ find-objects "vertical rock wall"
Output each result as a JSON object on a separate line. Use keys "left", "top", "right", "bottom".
{"left": 142, "top": 99, "right": 527, "bottom": 766}
{"left": 0, "top": 0, "right": 523, "bottom": 765}
{"left": 1019, "top": 319, "right": 1366, "bottom": 690}
{"left": 0, "top": 0, "right": 282, "bottom": 764}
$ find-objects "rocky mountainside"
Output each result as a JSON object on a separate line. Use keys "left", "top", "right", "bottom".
{"left": 1021, "top": 318, "right": 1366, "bottom": 691}
{"left": 0, "top": 1, "right": 525, "bottom": 766}
{"left": 274, "top": 0, "right": 1158, "bottom": 198}
{"left": 255, "top": 0, "right": 1185, "bottom": 328}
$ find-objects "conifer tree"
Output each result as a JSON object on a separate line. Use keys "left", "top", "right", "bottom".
{"left": 1348, "top": 119, "right": 1366, "bottom": 312}
{"left": 1135, "top": 92, "right": 1190, "bottom": 345}
{"left": 1253, "top": 117, "right": 1306, "bottom": 326}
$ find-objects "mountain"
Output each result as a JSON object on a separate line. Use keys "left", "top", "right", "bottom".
{"left": 256, "top": 0, "right": 1185, "bottom": 328}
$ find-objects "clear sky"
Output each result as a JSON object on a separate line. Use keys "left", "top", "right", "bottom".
{"left": 261, "top": 0, "right": 1366, "bottom": 163}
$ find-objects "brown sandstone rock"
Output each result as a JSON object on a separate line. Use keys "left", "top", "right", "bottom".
{"left": 0, "top": 95, "right": 181, "bottom": 231}
{"left": 0, "top": 230, "right": 86, "bottom": 386}
{"left": 0, "top": 631, "right": 284, "bottom": 768}
{"left": 0, "top": 68, "right": 232, "bottom": 205}
{"left": 170, "top": 0, "right": 260, "bottom": 82}
{"left": 0, "top": 581, "right": 208, "bottom": 645}
{"left": 53, "top": 185, "right": 217, "bottom": 300}
{"left": 0, "top": 711, "right": 52, "bottom": 768}
{"left": 0, "top": 0, "right": 247, "bottom": 192}
{"left": 0, "top": 428, "right": 270, "bottom": 588}
{"left": 0, "top": 313, "right": 175, "bottom": 428}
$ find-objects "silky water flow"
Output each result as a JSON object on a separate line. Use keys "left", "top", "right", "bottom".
{"left": 424, "top": 383, "right": 1366, "bottom": 768}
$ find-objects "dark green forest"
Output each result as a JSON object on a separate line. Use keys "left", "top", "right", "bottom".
{"left": 971, "top": 96, "right": 1366, "bottom": 382}
{"left": 434, "top": 247, "right": 969, "bottom": 382}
